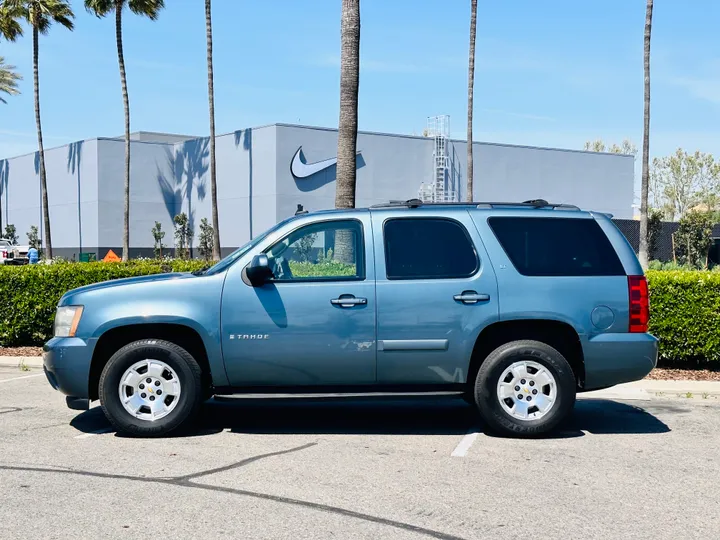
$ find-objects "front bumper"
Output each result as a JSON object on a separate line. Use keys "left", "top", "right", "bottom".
{"left": 43, "top": 337, "right": 96, "bottom": 399}
{"left": 582, "top": 332, "right": 659, "bottom": 391}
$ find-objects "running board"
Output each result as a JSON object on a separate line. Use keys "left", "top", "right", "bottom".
{"left": 213, "top": 391, "right": 465, "bottom": 400}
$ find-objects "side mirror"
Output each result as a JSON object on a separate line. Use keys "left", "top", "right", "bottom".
{"left": 246, "top": 254, "right": 273, "bottom": 286}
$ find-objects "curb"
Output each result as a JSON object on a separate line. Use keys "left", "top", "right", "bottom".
{"left": 0, "top": 356, "right": 43, "bottom": 369}
{"left": 583, "top": 380, "right": 720, "bottom": 400}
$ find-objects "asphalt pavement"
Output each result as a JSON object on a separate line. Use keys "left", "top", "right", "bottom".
{"left": 1, "top": 366, "right": 719, "bottom": 539}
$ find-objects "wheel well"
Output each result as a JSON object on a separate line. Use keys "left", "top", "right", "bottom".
{"left": 88, "top": 323, "right": 212, "bottom": 401}
{"left": 467, "top": 320, "right": 585, "bottom": 389}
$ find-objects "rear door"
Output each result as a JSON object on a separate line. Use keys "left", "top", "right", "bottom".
{"left": 372, "top": 209, "right": 499, "bottom": 384}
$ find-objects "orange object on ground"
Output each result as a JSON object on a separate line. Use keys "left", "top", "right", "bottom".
{"left": 102, "top": 249, "right": 121, "bottom": 262}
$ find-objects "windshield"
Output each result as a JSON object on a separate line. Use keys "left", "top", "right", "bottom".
{"left": 203, "top": 216, "right": 298, "bottom": 276}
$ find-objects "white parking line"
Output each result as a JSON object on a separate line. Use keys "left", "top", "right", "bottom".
{"left": 74, "top": 427, "right": 113, "bottom": 439}
{"left": 451, "top": 430, "right": 480, "bottom": 457}
{"left": 0, "top": 373, "right": 44, "bottom": 384}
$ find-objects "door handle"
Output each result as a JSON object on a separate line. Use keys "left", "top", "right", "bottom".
{"left": 453, "top": 291, "right": 490, "bottom": 304}
{"left": 331, "top": 295, "right": 367, "bottom": 308}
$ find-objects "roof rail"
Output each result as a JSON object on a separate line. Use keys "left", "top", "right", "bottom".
{"left": 370, "top": 198, "right": 424, "bottom": 208}
{"left": 369, "top": 199, "right": 580, "bottom": 210}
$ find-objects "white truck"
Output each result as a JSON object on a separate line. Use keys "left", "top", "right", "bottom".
{"left": 0, "top": 238, "right": 30, "bottom": 265}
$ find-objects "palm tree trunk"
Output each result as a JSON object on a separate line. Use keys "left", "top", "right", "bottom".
{"left": 116, "top": 2, "right": 130, "bottom": 262}
{"left": 638, "top": 0, "right": 653, "bottom": 270}
{"left": 33, "top": 25, "right": 52, "bottom": 259}
{"left": 206, "top": 0, "right": 220, "bottom": 261}
{"left": 335, "top": 0, "right": 360, "bottom": 211}
{"left": 334, "top": 0, "right": 360, "bottom": 264}
{"left": 466, "top": 0, "right": 477, "bottom": 202}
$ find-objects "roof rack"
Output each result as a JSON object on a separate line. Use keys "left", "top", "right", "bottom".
{"left": 369, "top": 199, "right": 580, "bottom": 210}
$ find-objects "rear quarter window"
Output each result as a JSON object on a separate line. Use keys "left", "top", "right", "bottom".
{"left": 488, "top": 217, "right": 625, "bottom": 277}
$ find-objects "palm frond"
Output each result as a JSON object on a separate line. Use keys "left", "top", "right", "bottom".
{"left": 128, "top": 0, "right": 164, "bottom": 20}
{"left": 3, "top": 1, "right": 75, "bottom": 33}
{"left": 0, "top": 55, "right": 22, "bottom": 103}
{"left": 83, "top": 0, "right": 114, "bottom": 18}
{"left": 0, "top": 3, "right": 26, "bottom": 41}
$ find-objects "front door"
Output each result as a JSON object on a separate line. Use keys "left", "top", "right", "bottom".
{"left": 221, "top": 215, "right": 376, "bottom": 386}
{"left": 372, "top": 210, "right": 499, "bottom": 384}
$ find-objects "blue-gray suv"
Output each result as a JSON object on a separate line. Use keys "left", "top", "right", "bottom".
{"left": 43, "top": 199, "right": 658, "bottom": 438}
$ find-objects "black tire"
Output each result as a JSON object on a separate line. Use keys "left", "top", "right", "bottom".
{"left": 473, "top": 340, "right": 576, "bottom": 438}
{"left": 99, "top": 339, "right": 203, "bottom": 437}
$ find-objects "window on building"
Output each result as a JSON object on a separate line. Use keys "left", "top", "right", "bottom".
{"left": 265, "top": 220, "right": 364, "bottom": 281}
{"left": 384, "top": 218, "right": 479, "bottom": 279}
{"left": 488, "top": 217, "right": 625, "bottom": 276}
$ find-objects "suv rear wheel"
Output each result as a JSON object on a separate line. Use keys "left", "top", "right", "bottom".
{"left": 473, "top": 340, "right": 576, "bottom": 437}
{"left": 98, "top": 339, "right": 203, "bottom": 437}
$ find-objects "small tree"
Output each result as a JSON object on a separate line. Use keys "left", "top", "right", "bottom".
{"left": 295, "top": 232, "right": 317, "bottom": 262}
{"left": 198, "top": 218, "right": 214, "bottom": 261}
{"left": 4, "top": 223, "right": 18, "bottom": 244}
{"left": 173, "top": 213, "right": 192, "bottom": 259}
{"left": 151, "top": 221, "right": 165, "bottom": 259}
{"left": 673, "top": 211, "right": 714, "bottom": 269}
{"left": 27, "top": 225, "right": 40, "bottom": 250}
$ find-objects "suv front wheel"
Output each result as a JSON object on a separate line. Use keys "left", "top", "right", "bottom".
{"left": 473, "top": 340, "right": 576, "bottom": 437}
{"left": 98, "top": 339, "right": 203, "bottom": 437}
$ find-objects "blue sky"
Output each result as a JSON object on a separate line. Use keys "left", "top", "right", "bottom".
{"left": 2, "top": 0, "right": 720, "bottom": 164}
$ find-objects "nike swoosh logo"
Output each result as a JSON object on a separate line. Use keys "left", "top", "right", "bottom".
{"left": 291, "top": 147, "right": 338, "bottom": 179}
{"left": 290, "top": 146, "right": 362, "bottom": 179}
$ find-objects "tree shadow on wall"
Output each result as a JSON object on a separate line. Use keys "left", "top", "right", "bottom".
{"left": 33, "top": 152, "right": 43, "bottom": 244}
{"left": 67, "top": 141, "right": 84, "bottom": 253}
{"left": 449, "top": 142, "right": 463, "bottom": 201}
{"left": 235, "top": 129, "right": 253, "bottom": 238}
{"left": 0, "top": 159, "right": 8, "bottom": 229}
{"left": 156, "top": 138, "right": 210, "bottom": 254}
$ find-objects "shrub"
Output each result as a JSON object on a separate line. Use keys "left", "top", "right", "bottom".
{"left": 0, "top": 260, "right": 206, "bottom": 346}
{"left": 289, "top": 260, "right": 356, "bottom": 277}
{"left": 647, "top": 270, "right": 720, "bottom": 365}
{"left": 647, "top": 260, "right": 695, "bottom": 271}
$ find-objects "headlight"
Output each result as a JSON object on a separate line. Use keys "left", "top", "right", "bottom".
{"left": 54, "top": 306, "right": 84, "bottom": 337}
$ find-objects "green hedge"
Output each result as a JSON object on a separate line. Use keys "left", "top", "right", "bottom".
{"left": 647, "top": 270, "right": 720, "bottom": 365}
{"left": 1, "top": 263, "right": 718, "bottom": 367}
{"left": 0, "top": 260, "right": 207, "bottom": 346}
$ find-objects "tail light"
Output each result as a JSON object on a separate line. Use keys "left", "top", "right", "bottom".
{"left": 1, "top": 250, "right": 6, "bottom": 259}
{"left": 628, "top": 275, "right": 649, "bottom": 333}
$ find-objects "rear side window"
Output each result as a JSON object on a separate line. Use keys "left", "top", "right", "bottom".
{"left": 384, "top": 218, "right": 478, "bottom": 279}
{"left": 488, "top": 217, "right": 624, "bottom": 277}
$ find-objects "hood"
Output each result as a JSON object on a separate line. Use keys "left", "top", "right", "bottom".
{"left": 60, "top": 272, "right": 195, "bottom": 303}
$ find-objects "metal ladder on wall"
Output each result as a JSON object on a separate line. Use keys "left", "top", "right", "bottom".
{"left": 427, "top": 115, "right": 454, "bottom": 202}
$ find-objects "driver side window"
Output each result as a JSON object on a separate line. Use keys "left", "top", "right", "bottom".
{"left": 264, "top": 220, "right": 364, "bottom": 281}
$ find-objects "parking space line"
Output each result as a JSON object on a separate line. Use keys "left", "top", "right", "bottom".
{"left": 451, "top": 430, "right": 480, "bottom": 457}
{"left": 74, "top": 428, "right": 113, "bottom": 439}
{"left": 0, "top": 373, "right": 44, "bottom": 384}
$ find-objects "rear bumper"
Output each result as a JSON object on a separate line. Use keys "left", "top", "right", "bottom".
{"left": 582, "top": 332, "right": 658, "bottom": 391}
{"left": 43, "top": 337, "right": 96, "bottom": 400}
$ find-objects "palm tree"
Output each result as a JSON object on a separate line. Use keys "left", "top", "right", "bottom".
{"left": 334, "top": 0, "right": 360, "bottom": 264}
{"left": 0, "top": 1, "right": 74, "bottom": 260}
{"left": 466, "top": 0, "right": 477, "bottom": 202}
{"left": 85, "top": 0, "right": 164, "bottom": 261}
{"left": 638, "top": 0, "right": 653, "bottom": 269}
{"left": 205, "top": 0, "right": 220, "bottom": 260}
{"left": 335, "top": 0, "right": 360, "bottom": 211}
{"left": 0, "top": 55, "right": 22, "bottom": 103}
